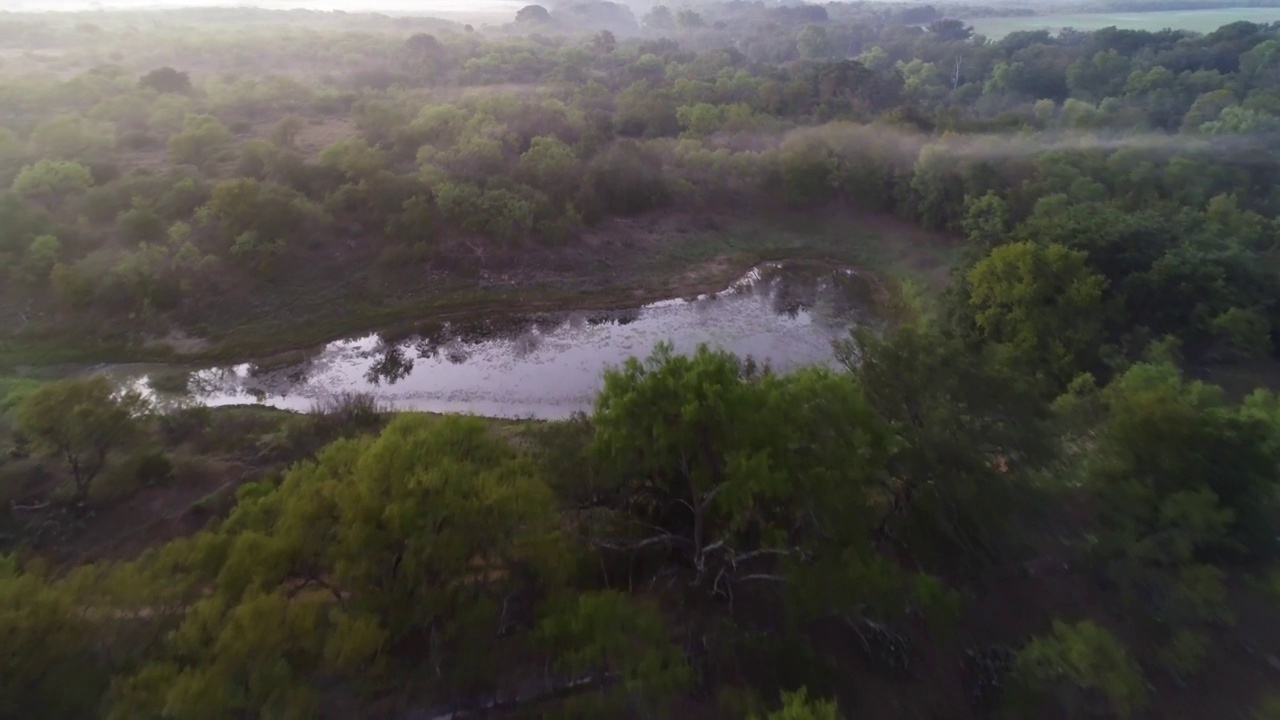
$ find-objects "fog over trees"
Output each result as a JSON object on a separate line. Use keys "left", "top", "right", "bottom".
{"left": 2, "top": 0, "right": 1280, "bottom": 717}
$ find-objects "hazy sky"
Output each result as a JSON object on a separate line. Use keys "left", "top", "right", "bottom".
{"left": 5, "top": 0, "right": 525, "bottom": 17}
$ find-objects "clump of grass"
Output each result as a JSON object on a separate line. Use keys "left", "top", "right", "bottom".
{"left": 289, "top": 392, "right": 392, "bottom": 455}
{"left": 311, "top": 391, "right": 388, "bottom": 433}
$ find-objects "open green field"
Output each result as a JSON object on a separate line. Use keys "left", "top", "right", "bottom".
{"left": 971, "top": 7, "right": 1280, "bottom": 37}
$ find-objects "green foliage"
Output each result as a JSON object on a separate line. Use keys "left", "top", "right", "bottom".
{"left": 4, "top": 14, "right": 1280, "bottom": 718}
{"left": 1012, "top": 620, "right": 1147, "bottom": 720}
{"left": 29, "top": 114, "right": 115, "bottom": 162}
{"left": 582, "top": 140, "right": 669, "bottom": 217}
{"left": 117, "top": 204, "right": 166, "bottom": 245}
{"left": 168, "top": 114, "right": 233, "bottom": 167}
{"left": 1089, "top": 361, "right": 1280, "bottom": 559}
{"left": 435, "top": 181, "right": 535, "bottom": 244}
{"left": 11, "top": 159, "right": 93, "bottom": 207}
{"left": 837, "top": 324, "right": 1052, "bottom": 570}
{"left": 230, "top": 230, "right": 284, "bottom": 274}
{"left": 960, "top": 192, "right": 1010, "bottom": 248}
{"left": 538, "top": 591, "right": 691, "bottom": 714}
{"left": 139, "top": 66, "right": 191, "bottom": 94}
{"left": 966, "top": 241, "right": 1109, "bottom": 388}
{"left": 1210, "top": 306, "right": 1272, "bottom": 360}
{"left": 775, "top": 138, "right": 834, "bottom": 209}
{"left": 15, "top": 375, "right": 149, "bottom": 504}
{"left": 515, "top": 135, "right": 581, "bottom": 202}
{"left": 590, "top": 344, "right": 898, "bottom": 613}
{"left": 108, "top": 415, "right": 569, "bottom": 715}
{"left": 0, "top": 560, "right": 108, "bottom": 719}
{"left": 756, "top": 688, "right": 841, "bottom": 720}
{"left": 797, "top": 25, "right": 833, "bottom": 61}
{"left": 205, "top": 177, "right": 317, "bottom": 246}
{"left": 318, "top": 137, "right": 385, "bottom": 183}
{"left": 18, "top": 233, "right": 61, "bottom": 284}
{"left": 1061, "top": 359, "right": 1280, "bottom": 673}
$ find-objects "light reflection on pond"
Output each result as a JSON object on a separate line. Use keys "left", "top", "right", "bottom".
{"left": 123, "top": 262, "right": 878, "bottom": 420}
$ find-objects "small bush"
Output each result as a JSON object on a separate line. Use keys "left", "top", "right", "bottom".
{"left": 171, "top": 453, "right": 221, "bottom": 491}
{"left": 117, "top": 131, "right": 160, "bottom": 151}
{"left": 94, "top": 449, "right": 172, "bottom": 501}
{"left": 311, "top": 391, "right": 388, "bottom": 435}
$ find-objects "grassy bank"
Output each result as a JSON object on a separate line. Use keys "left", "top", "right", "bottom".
{"left": 0, "top": 210, "right": 956, "bottom": 372}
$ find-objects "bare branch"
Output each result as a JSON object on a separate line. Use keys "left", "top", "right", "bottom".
{"left": 735, "top": 574, "right": 790, "bottom": 584}
{"left": 697, "top": 483, "right": 728, "bottom": 513}
{"left": 590, "top": 533, "right": 691, "bottom": 553}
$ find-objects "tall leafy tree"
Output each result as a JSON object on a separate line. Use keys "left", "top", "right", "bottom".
{"left": 965, "top": 241, "right": 1110, "bottom": 388}
{"left": 16, "top": 376, "right": 149, "bottom": 505}
{"left": 589, "top": 344, "right": 899, "bottom": 611}
{"left": 837, "top": 324, "right": 1052, "bottom": 571}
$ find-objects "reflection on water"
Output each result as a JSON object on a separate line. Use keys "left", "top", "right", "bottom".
{"left": 127, "top": 263, "right": 877, "bottom": 420}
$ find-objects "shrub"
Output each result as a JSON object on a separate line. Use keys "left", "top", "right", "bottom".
{"left": 310, "top": 391, "right": 388, "bottom": 436}
{"left": 1012, "top": 620, "right": 1147, "bottom": 720}
{"left": 140, "top": 66, "right": 191, "bottom": 94}
{"left": 581, "top": 141, "right": 669, "bottom": 217}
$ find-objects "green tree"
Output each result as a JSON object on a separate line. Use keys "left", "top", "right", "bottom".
{"left": 1200, "top": 104, "right": 1280, "bottom": 134}
{"left": 1066, "top": 50, "right": 1131, "bottom": 101}
{"left": 318, "top": 137, "right": 386, "bottom": 183}
{"left": 775, "top": 139, "right": 834, "bottom": 209}
{"left": 168, "top": 114, "right": 232, "bottom": 167}
{"left": 589, "top": 30, "right": 618, "bottom": 55}
{"left": 29, "top": 114, "right": 115, "bottom": 162}
{"left": 271, "top": 115, "right": 305, "bottom": 149}
{"left": 139, "top": 66, "right": 191, "bottom": 94}
{"left": 16, "top": 376, "right": 149, "bottom": 505}
{"left": 385, "top": 195, "right": 440, "bottom": 246}
{"left": 643, "top": 5, "right": 674, "bottom": 31}
{"left": 676, "top": 8, "right": 704, "bottom": 29}
{"left": 581, "top": 141, "right": 669, "bottom": 216}
{"left": 966, "top": 241, "right": 1109, "bottom": 388}
{"left": 18, "top": 234, "right": 61, "bottom": 284}
{"left": 229, "top": 230, "right": 284, "bottom": 275}
{"left": 927, "top": 18, "right": 973, "bottom": 41}
{"left": 114, "top": 415, "right": 570, "bottom": 714}
{"left": 960, "top": 191, "right": 1011, "bottom": 248}
{"left": 1013, "top": 620, "right": 1147, "bottom": 720}
{"left": 514, "top": 136, "right": 581, "bottom": 202}
{"left": 1082, "top": 360, "right": 1280, "bottom": 567}
{"left": 797, "top": 25, "right": 832, "bottom": 60}
{"left": 837, "top": 323, "right": 1052, "bottom": 571}
{"left": 205, "top": 177, "right": 317, "bottom": 246}
{"left": 50, "top": 261, "right": 96, "bottom": 309}
{"left": 117, "top": 205, "right": 166, "bottom": 245}
{"left": 589, "top": 344, "right": 896, "bottom": 606}
{"left": 0, "top": 558, "right": 107, "bottom": 719}
{"left": 538, "top": 591, "right": 691, "bottom": 715}
{"left": 516, "top": 4, "right": 552, "bottom": 23}
{"left": 435, "top": 182, "right": 535, "bottom": 244}
{"left": 1059, "top": 361, "right": 1280, "bottom": 674}
{"left": 11, "top": 159, "right": 93, "bottom": 208}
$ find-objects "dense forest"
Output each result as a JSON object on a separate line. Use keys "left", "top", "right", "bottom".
{"left": 3, "top": 1, "right": 1280, "bottom": 718}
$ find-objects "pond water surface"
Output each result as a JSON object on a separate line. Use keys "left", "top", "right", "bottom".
{"left": 121, "top": 262, "right": 878, "bottom": 420}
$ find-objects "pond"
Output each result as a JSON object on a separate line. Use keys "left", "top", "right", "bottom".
{"left": 116, "top": 262, "right": 880, "bottom": 420}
